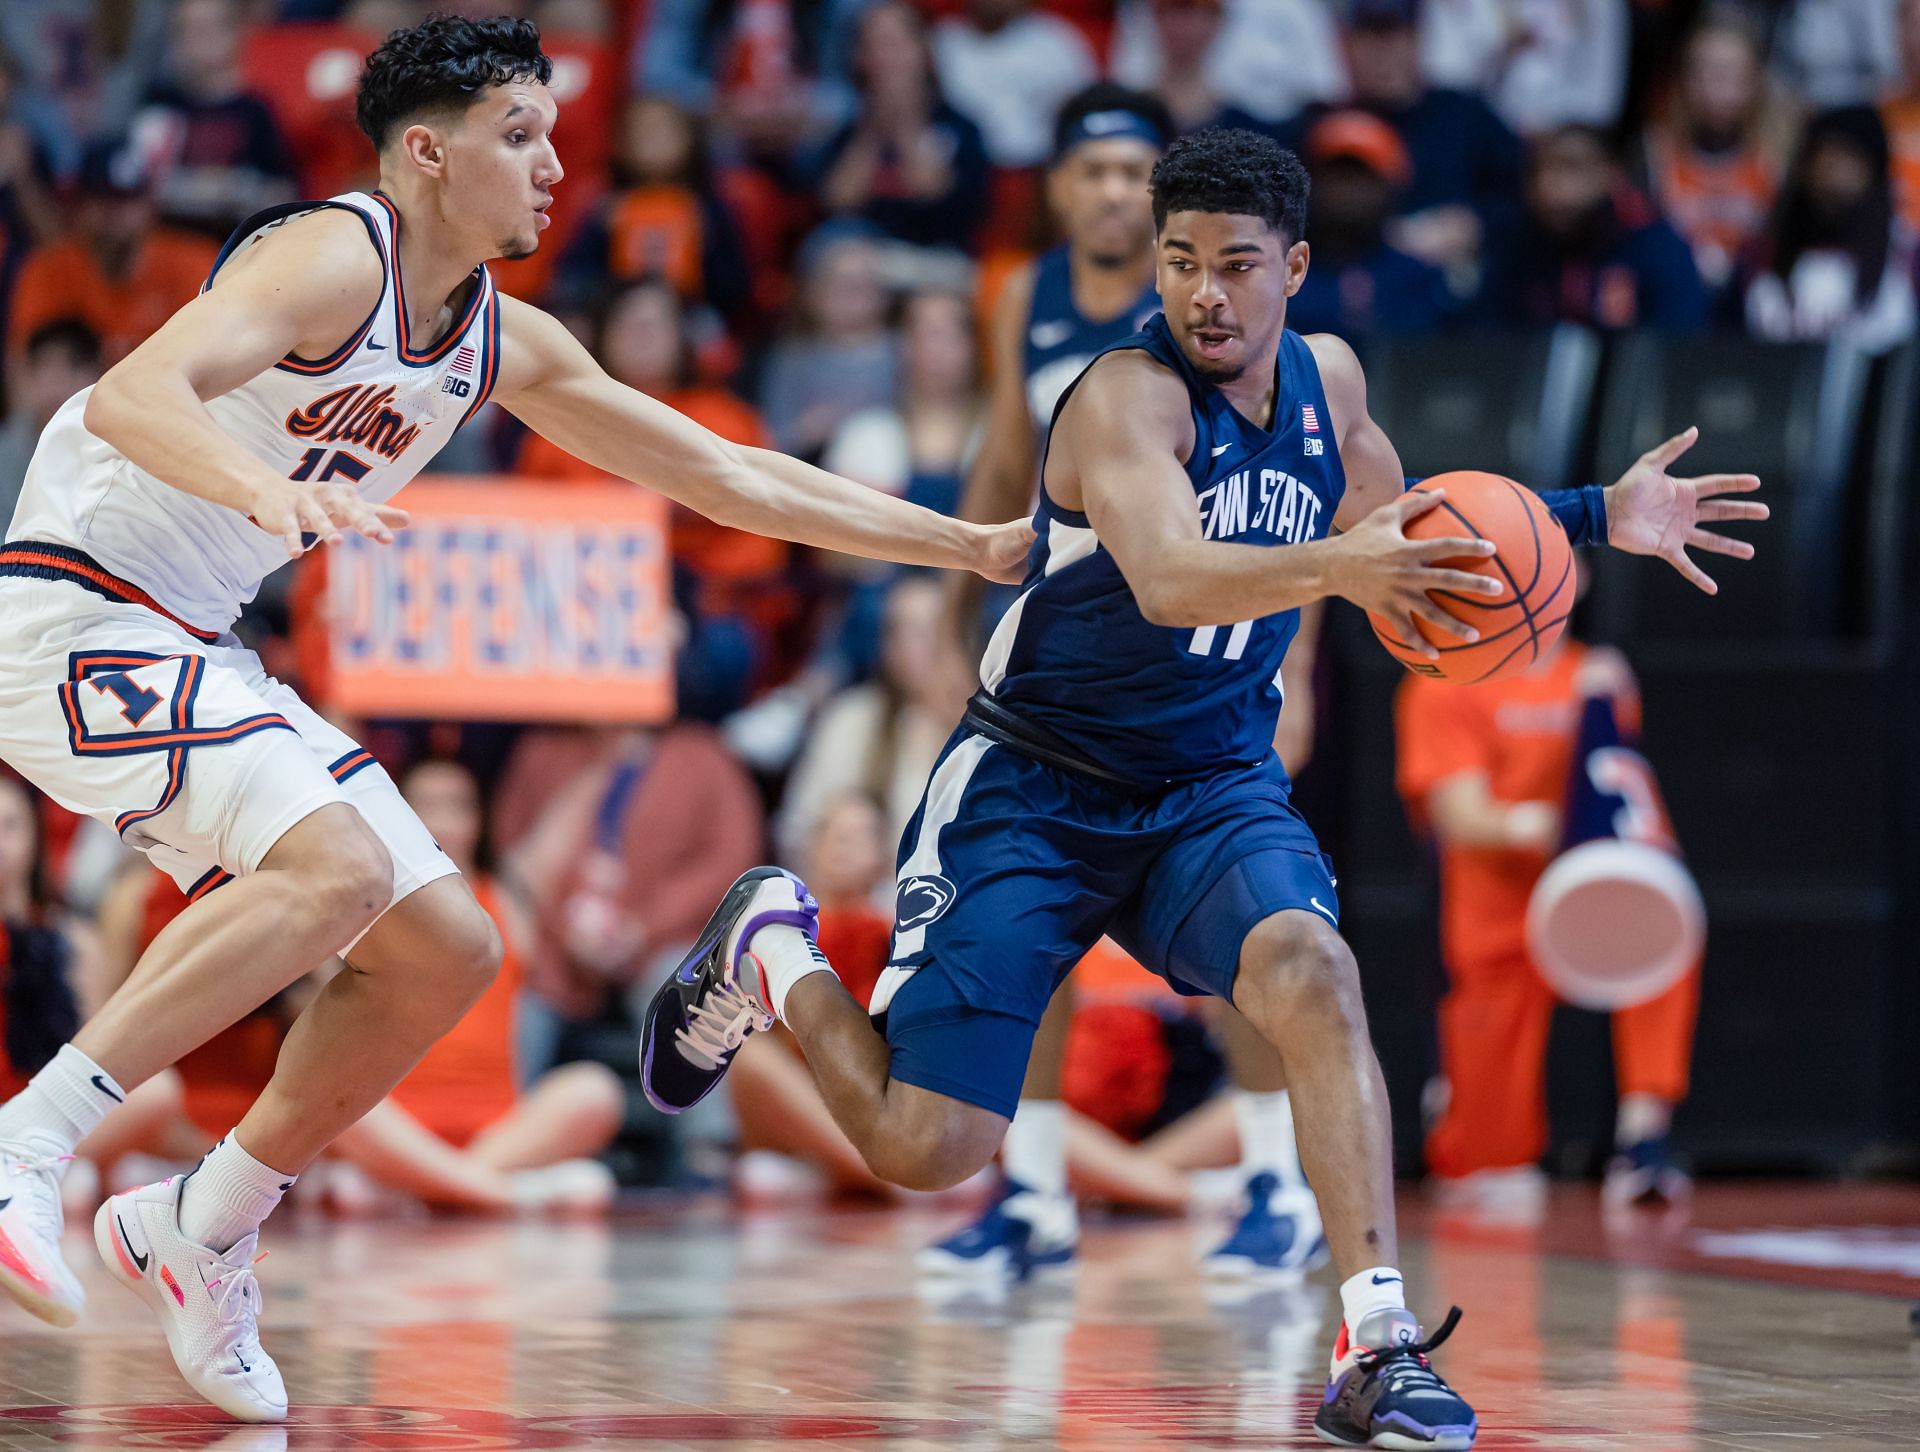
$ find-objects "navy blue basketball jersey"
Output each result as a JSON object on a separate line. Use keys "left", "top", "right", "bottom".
{"left": 1021, "top": 246, "right": 1161, "bottom": 446}
{"left": 979, "top": 314, "right": 1347, "bottom": 784}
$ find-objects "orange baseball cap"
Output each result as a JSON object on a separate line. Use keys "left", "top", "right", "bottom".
{"left": 1304, "top": 109, "right": 1413, "bottom": 187}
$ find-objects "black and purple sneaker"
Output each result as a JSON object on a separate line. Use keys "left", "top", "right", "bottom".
{"left": 639, "top": 867, "right": 820, "bottom": 1114}
{"left": 1314, "top": 1306, "right": 1476, "bottom": 1450}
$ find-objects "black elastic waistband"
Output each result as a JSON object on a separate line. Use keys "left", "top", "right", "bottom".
{"left": 962, "top": 690, "right": 1146, "bottom": 787}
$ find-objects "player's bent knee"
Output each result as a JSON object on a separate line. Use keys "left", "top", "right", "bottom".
{"left": 1237, "top": 912, "right": 1362, "bottom": 1023}
{"left": 440, "top": 904, "right": 503, "bottom": 1004}
{"left": 312, "top": 819, "right": 394, "bottom": 930}
{"left": 865, "top": 1101, "right": 1003, "bottom": 1192}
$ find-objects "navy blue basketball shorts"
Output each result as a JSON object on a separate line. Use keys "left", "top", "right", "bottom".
{"left": 864, "top": 729, "right": 1340, "bottom": 1120}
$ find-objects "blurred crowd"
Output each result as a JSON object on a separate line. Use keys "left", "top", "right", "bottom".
{"left": 0, "top": 0, "right": 1893, "bottom": 1210}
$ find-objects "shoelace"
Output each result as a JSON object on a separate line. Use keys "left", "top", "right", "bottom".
{"left": 7, "top": 1152, "right": 73, "bottom": 1248}
{"left": 1355, "top": 1306, "right": 1464, "bottom": 1392}
{"left": 673, "top": 977, "right": 773, "bottom": 1071}
{"left": 203, "top": 1245, "right": 267, "bottom": 1345}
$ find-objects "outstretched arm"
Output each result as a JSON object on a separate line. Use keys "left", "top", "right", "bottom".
{"left": 493, "top": 296, "right": 1030, "bottom": 581}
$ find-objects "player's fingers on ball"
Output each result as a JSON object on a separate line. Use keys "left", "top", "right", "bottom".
{"left": 1397, "top": 487, "right": 1446, "bottom": 520}
{"left": 1413, "top": 598, "right": 1479, "bottom": 643}
{"left": 1687, "top": 527, "right": 1754, "bottom": 559}
{"left": 1393, "top": 609, "right": 1439, "bottom": 658}
{"left": 1428, "top": 568, "right": 1503, "bottom": 597}
{"left": 1416, "top": 535, "right": 1496, "bottom": 561}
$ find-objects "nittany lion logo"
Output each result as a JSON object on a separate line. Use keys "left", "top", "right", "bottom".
{"left": 896, "top": 874, "right": 957, "bottom": 931}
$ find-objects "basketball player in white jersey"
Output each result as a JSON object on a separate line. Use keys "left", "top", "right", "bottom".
{"left": 0, "top": 15, "right": 1027, "bottom": 1421}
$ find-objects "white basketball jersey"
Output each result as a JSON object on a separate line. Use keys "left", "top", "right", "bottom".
{"left": 7, "top": 191, "right": 500, "bottom": 634}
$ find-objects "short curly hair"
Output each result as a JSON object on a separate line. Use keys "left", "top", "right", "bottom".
{"left": 356, "top": 14, "right": 553, "bottom": 151}
{"left": 1150, "top": 127, "right": 1311, "bottom": 245}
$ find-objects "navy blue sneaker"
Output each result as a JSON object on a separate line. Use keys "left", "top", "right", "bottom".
{"left": 1204, "top": 1172, "right": 1331, "bottom": 1280}
{"left": 1315, "top": 1306, "right": 1476, "bottom": 1449}
{"left": 639, "top": 867, "right": 819, "bottom": 1114}
{"left": 916, "top": 1178, "right": 1078, "bottom": 1282}
{"left": 1603, "top": 1135, "right": 1692, "bottom": 1208}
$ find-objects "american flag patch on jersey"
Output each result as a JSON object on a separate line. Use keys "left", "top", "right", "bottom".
{"left": 1301, "top": 404, "right": 1320, "bottom": 433}
{"left": 453, "top": 345, "right": 476, "bottom": 374}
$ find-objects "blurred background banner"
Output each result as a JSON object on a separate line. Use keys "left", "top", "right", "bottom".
{"left": 316, "top": 479, "right": 674, "bottom": 724}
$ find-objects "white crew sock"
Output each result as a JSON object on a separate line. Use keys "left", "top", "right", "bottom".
{"left": 1002, "top": 1098, "right": 1068, "bottom": 1198}
{"left": 1235, "top": 1089, "right": 1306, "bottom": 1191}
{"left": 177, "top": 1132, "right": 296, "bottom": 1253}
{"left": 1615, "top": 1093, "right": 1673, "bottom": 1147}
{"left": 730, "top": 880, "right": 834, "bottom": 1021}
{"left": 0, "top": 1043, "right": 125, "bottom": 1160}
{"left": 1339, "top": 1266, "right": 1411, "bottom": 1354}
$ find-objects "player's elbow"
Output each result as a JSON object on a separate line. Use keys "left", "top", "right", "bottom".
{"left": 81, "top": 369, "right": 134, "bottom": 442}
{"left": 1133, "top": 575, "right": 1201, "bottom": 628}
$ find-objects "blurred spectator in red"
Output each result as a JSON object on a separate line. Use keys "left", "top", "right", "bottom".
{"left": 0, "top": 63, "right": 62, "bottom": 327}
{"left": 632, "top": 0, "right": 871, "bottom": 158}
{"left": 1745, "top": 105, "right": 1918, "bottom": 352}
{"left": 127, "top": 0, "right": 298, "bottom": 241}
{"left": 776, "top": 574, "right": 972, "bottom": 863}
{"left": 0, "top": 319, "right": 102, "bottom": 523}
{"left": 812, "top": 2, "right": 990, "bottom": 253}
{"left": 1881, "top": 0, "right": 1920, "bottom": 231}
{"left": 1291, "top": 110, "right": 1453, "bottom": 339}
{"left": 1640, "top": 15, "right": 1791, "bottom": 297}
{"left": 756, "top": 229, "right": 899, "bottom": 457}
{"left": 7, "top": 138, "right": 219, "bottom": 366}
{"left": 1773, "top": 0, "right": 1902, "bottom": 110}
{"left": 552, "top": 95, "right": 753, "bottom": 323}
{"left": 934, "top": 0, "right": 1097, "bottom": 170}
{"left": 1483, "top": 124, "right": 1707, "bottom": 331}
{"left": 1286, "top": 0, "right": 1525, "bottom": 287}
{"left": 822, "top": 287, "right": 981, "bottom": 520}
{"left": 517, "top": 276, "right": 795, "bottom": 716}
{"left": 495, "top": 722, "right": 763, "bottom": 1078}
{"left": 1112, "top": 0, "right": 1342, "bottom": 131}
{"left": 1417, "top": 0, "right": 1630, "bottom": 137}
{"left": 0, "top": 0, "right": 168, "bottom": 178}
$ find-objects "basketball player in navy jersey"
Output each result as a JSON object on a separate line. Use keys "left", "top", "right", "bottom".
{"left": 928, "top": 85, "right": 1331, "bottom": 1285}
{"left": 645, "top": 129, "right": 1763, "bottom": 1448}
{"left": 0, "top": 16, "right": 1027, "bottom": 1422}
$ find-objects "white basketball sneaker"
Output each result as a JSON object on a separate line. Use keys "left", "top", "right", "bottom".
{"left": 95, "top": 1176, "right": 287, "bottom": 1422}
{"left": 0, "top": 1139, "right": 85, "bottom": 1326}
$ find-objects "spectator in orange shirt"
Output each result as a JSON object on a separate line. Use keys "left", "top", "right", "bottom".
{"left": 552, "top": 94, "right": 752, "bottom": 324}
{"left": 1639, "top": 15, "right": 1791, "bottom": 296}
{"left": 1882, "top": 0, "right": 1920, "bottom": 232}
{"left": 1395, "top": 620, "right": 1697, "bottom": 1214}
{"left": 7, "top": 137, "right": 218, "bottom": 366}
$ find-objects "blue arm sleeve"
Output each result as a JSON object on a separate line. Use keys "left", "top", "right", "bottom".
{"left": 1403, "top": 478, "right": 1609, "bottom": 547}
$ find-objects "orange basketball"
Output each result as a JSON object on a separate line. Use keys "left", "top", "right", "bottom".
{"left": 1367, "top": 472, "right": 1575, "bottom": 684}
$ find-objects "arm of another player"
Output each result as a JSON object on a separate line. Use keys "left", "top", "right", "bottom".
{"left": 1272, "top": 599, "right": 1320, "bottom": 775}
{"left": 944, "top": 263, "right": 1038, "bottom": 638}
{"left": 492, "top": 295, "right": 1031, "bottom": 581}
{"left": 1059, "top": 350, "right": 1500, "bottom": 641}
{"left": 82, "top": 208, "right": 409, "bottom": 558}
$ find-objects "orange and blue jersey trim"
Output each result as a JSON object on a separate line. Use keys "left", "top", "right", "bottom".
{"left": 370, "top": 191, "right": 490, "bottom": 367}
{"left": 0, "top": 543, "right": 222, "bottom": 642}
{"left": 328, "top": 747, "right": 378, "bottom": 784}
{"left": 202, "top": 198, "right": 392, "bottom": 377}
{"left": 185, "top": 865, "right": 235, "bottom": 903}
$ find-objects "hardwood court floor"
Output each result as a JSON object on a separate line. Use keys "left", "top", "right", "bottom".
{"left": 0, "top": 1183, "right": 1916, "bottom": 1450}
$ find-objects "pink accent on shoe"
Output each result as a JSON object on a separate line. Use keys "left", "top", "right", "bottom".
{"left": 0, "top": 1226, "right": 51, "bottom": 1294}
{"left": 160, "top": 1264, "right": 185, "bottom": 1306}
{"left": 110, "top": 1218, "right": 142, "bottom": 1280}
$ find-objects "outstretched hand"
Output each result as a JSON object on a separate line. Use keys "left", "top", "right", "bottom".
{"left": 1605, "top": 426, "right": 1767, "bottom": 594}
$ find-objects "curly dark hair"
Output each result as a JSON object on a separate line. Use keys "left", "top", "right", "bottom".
{"left": 1150, "top": 127, "right": 1311, "bottom": 245}
{"left": 356, "top": 14, "right": 553, "bottom": 151}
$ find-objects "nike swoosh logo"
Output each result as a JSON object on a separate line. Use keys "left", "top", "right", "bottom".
{"left": 1309, "top": 897, "right": 1338, "bottom": 924}
{"left": 1370, "top": 1272, "right": 1402, "bottom": 1286}
{"left": 0, "top": 1197, "right": 13, "bottom": 1212}
{"left": 91, "top": 1075, "right": 123, "bottom": 1103}
{"left": 1210, "top": 443, "right": 1233, "bottom": 457}
{"left": 366, "top": 338, "right": 386, "bottom": 351}
{"left": 117, "top": 1215, "right": 149, "bottom": 1273}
